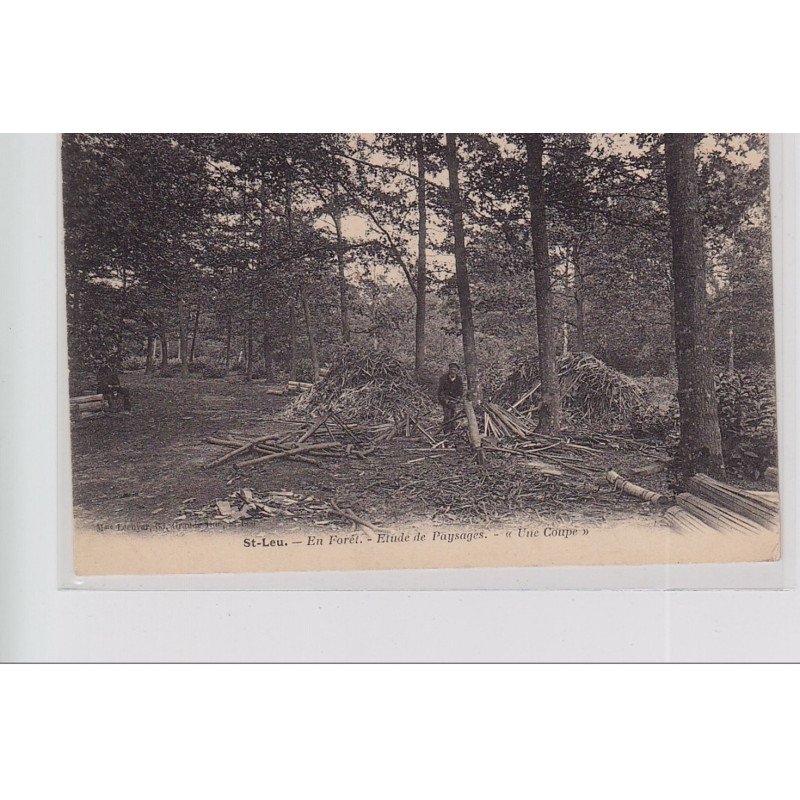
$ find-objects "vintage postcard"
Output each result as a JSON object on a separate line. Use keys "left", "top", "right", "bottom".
{"left": 61, "top": 133, "right": 781, "bottom": 577}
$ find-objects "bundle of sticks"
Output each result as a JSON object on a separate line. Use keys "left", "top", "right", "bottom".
{"left": 663, "top": 472, "right": 779, "bottom": 535}
{"left": 482, "top": 402, "right": 536, "bottom": 439}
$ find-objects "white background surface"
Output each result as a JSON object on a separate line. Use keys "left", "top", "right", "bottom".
{"left": 2, "top": 130, "right": 798, "bottom": 662}
{"left": 2, "top": 5, "right": 798, "bottom": 799}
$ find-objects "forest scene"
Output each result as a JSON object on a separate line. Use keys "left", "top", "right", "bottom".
{"left": 63, "top": 133, "right": 780, "bottom": 558}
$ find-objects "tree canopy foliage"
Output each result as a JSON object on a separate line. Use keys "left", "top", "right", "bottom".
{"left": 63, "top": 132, "right": 773, "bottom": 399}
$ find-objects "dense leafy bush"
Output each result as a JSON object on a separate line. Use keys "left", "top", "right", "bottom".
{"left": 629, "top": 368, "right": 777, "bottom": 476}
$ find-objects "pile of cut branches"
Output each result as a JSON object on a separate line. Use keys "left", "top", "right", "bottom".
{"left": 182, "top": 488, "right": 388, "bottom": 532}
{"left": 496, "top": 352, "right": 646, "bottom": 425}
{"left": 203, "top": 410, "right": 396, "bottom": 470}
{"left": 284, "top": 347, "right": 436, "bottom": 424}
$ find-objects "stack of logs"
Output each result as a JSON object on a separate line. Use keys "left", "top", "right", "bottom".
{"left": 265, "top": 368, "right": 330, "bottom": 396}
{"left": 70, "top": 393, "right": 108, "bottom": 420}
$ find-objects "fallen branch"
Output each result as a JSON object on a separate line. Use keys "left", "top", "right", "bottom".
{"left": 329, "top": 501, "right": 387, "bottom": 533}
{"left": 606, "top": 470, "right": 667, "bottom": 505}
{"left": 297, "top": 412, "right": 331, "bottom": 444}
{"left": 205, "top": 437, "right": 249, "bottom": 448}
{"left": 253, "top": 444, "right": 322, "bottom": 467}
{"left": 238, "top": 441, "right": 341, "bottom": 468}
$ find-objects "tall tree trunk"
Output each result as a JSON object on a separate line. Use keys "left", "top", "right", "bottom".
{"left": 445, "top": 133, "right": 483, "bottom": 460}
{"left": 333, "top": 199, "right": 351, "bottom": 344}
{"left": 245, "top": 312, "right": 254, "bottom": 381}
{"left": 189, "top": 306, "right": 200, "bottom": 364}
{"left": 301, "top": 291, "right": 320, "bottom": 382}
{"left": 159, "top": 314, "right": 169, "bottom": 372}
{"left": 289, "top": 301, "right": 298, "bottom": 382}
{"left": 257, "top": 162, "right": 274, "bottom": 382}
{"left": 728, "top": 327, "right": 735, "bottom": 373}
{"left": 664, "top": 133, "right": 725, "bottom": 479}
{"left": 177, "top": 296, "right": 189, "bottom": 378}
{"left": 573, "top": 245, "right": 585, "bottom": 352}
{"left": 285, "top": 173, "right": 305, "bottom": 380}
{"left": 117, "top": 265, "right": 127, "bottom": 362}
{"left": 224, "top": 313, "right": 232, "bottom": 370}
{"left": 145, "top": 332, "right": 155, "bottom": 374}
{"left": 261, "top": 299, "right": 274, "bottom": 381}
{"left": 523, "top": 133, "right": 562, "bottom": 435}
{"left": 414, "top": 133, "right": 428, "bottom": 379}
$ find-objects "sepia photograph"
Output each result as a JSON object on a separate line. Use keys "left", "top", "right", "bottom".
{"left": 61, "top": 133, "right": 781, "bottom": 576}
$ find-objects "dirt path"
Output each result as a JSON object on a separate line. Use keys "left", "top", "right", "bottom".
{"left": 70, "top": 372, "right": 311, "bottom": 527}
{"left": 71, "top": 370, "right": 668, "bottom": 533}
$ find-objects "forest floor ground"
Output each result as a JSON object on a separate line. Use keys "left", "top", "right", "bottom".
{"left": 69, "top": 370, "right": 676, "bottom": 537}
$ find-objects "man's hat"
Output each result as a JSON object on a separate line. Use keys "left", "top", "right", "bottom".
{"left": 448, "top": 362, "right": 460, "bottom": 369}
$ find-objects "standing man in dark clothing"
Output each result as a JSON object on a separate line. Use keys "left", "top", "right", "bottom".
{"left": 97, "top": 360, "right": 132, "bottom": 411}
{"left": 437, "top": 362, "right": 464, "bottom": 433}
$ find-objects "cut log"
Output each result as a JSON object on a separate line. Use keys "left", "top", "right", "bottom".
{"left": 676, "top": 493, "right": 767, "bottom": 535}
{"left": 524, "top": 459, "right": 563, "bottom": 477}
{"left": 79, "top": 411, "right": 104, "bottom": 419}
{"left": 76, "top": 400, "right": 106, "bottom": 413}
{"left": 630, "top": 462, "right": 668, "bottom": 477}
{"left": 687, "top": 473, "right": 779, "bottom": 529}
{"left": 70, "top": 393, "right": 104, "bottom": 404}
{"left": 606, "top": 470, "right": 667, "bottom": 505}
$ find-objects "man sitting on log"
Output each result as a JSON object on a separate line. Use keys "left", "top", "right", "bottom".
{"left": 438, "top": 362, "right": 464, "bottom": 433}
{"left": 97, "top": 359, "right": 132, "bottom": 412}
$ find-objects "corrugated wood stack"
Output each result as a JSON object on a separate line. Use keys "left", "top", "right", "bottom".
{"left": 70, "top": 393, "right": 108, "bottom": 420}
{"left": 663, "top": 473, "right": 779, "bottom": 535}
